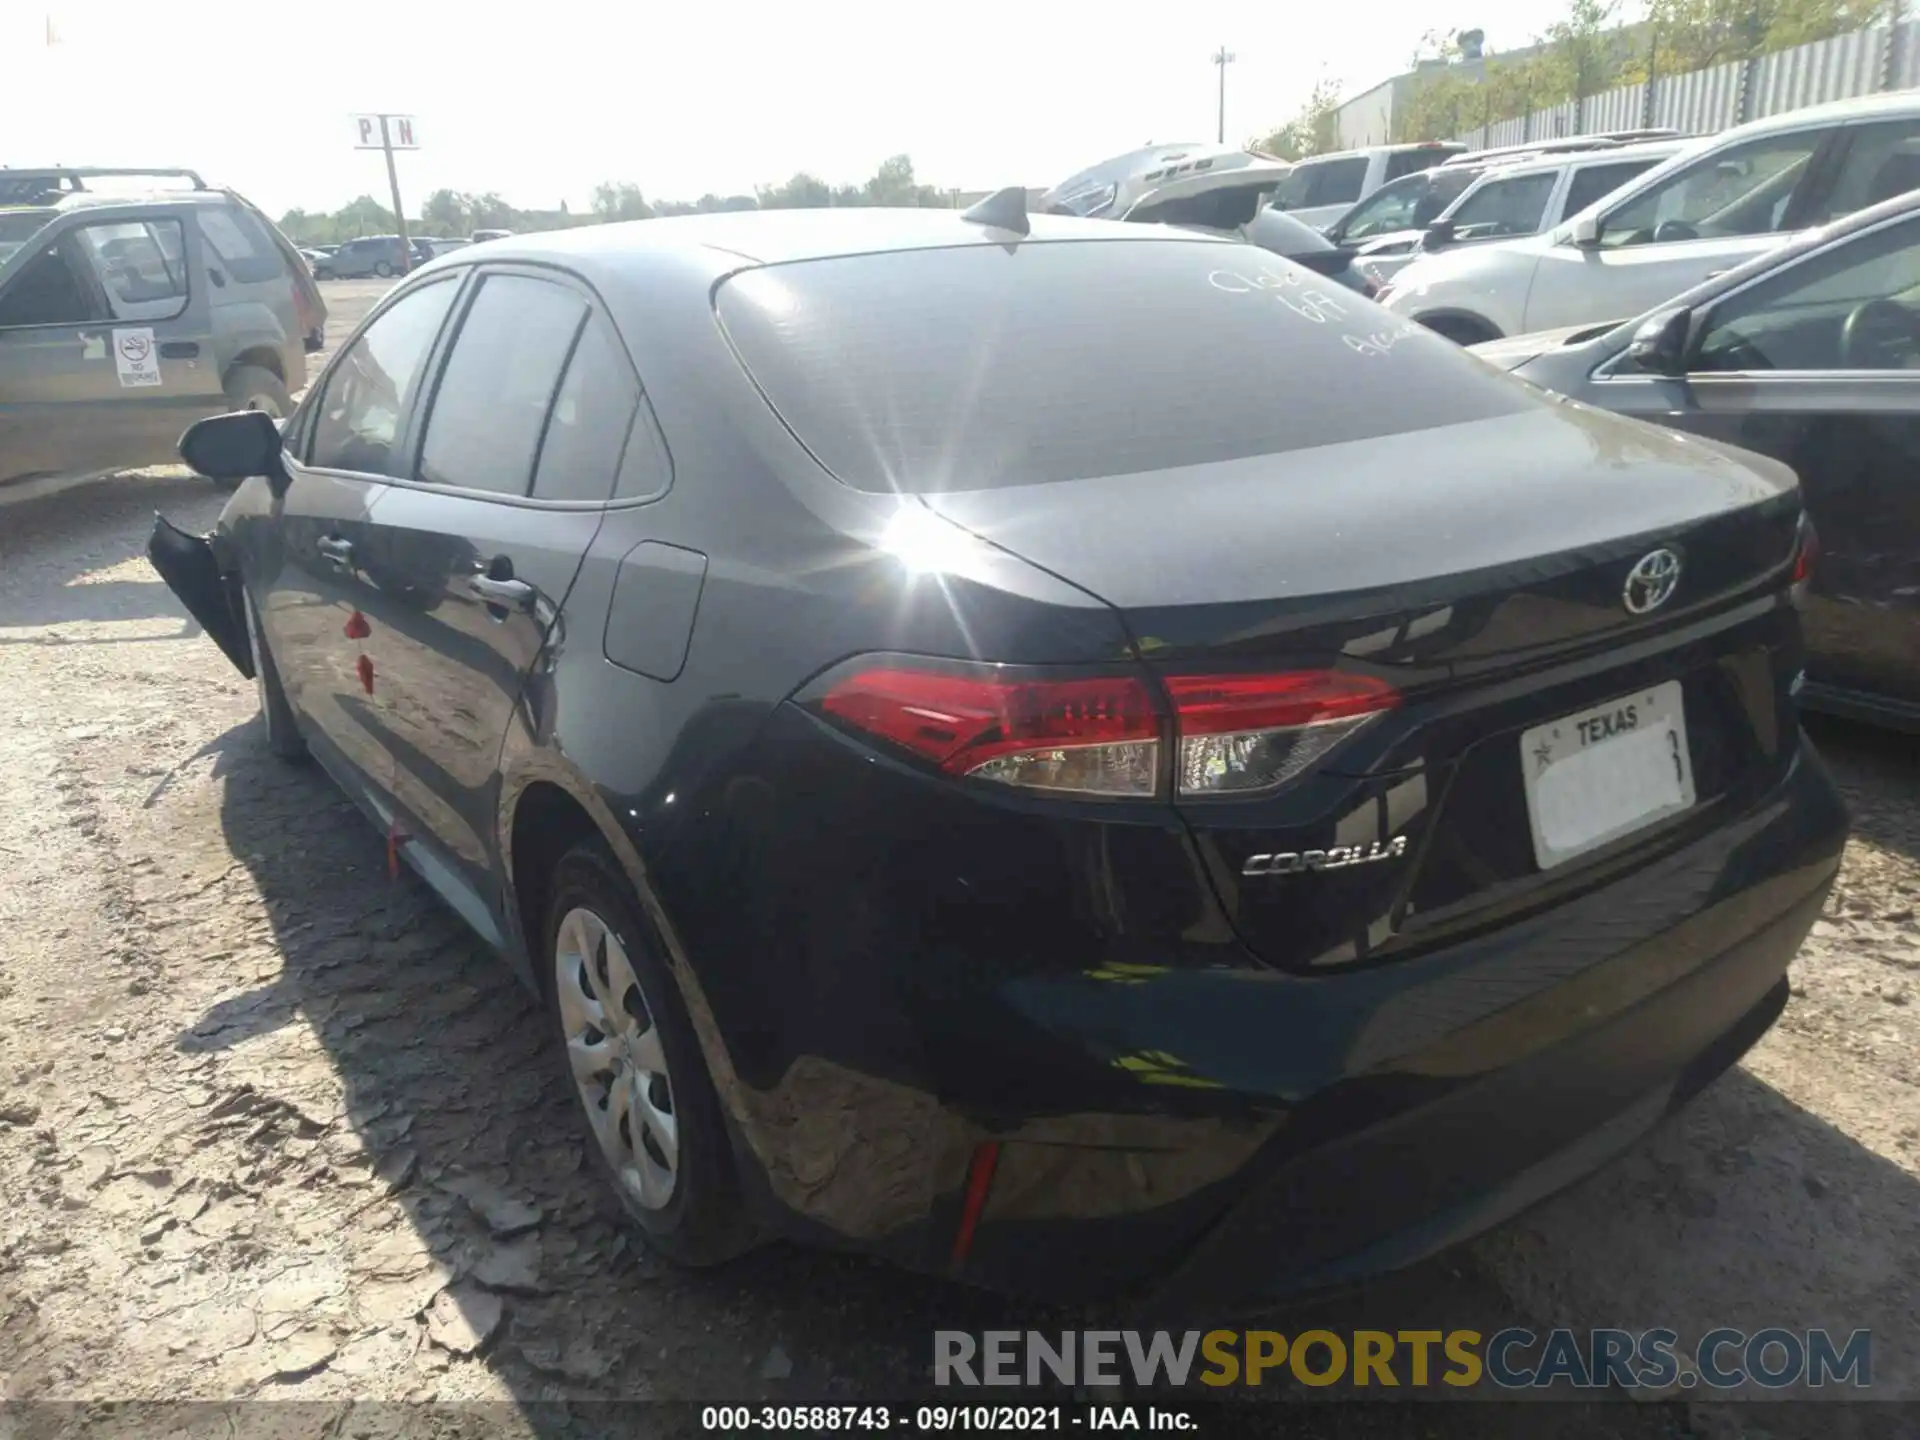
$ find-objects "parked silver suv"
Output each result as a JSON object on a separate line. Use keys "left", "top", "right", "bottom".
{"left": 0, "top": 167, "right": 326, "bottom": 501}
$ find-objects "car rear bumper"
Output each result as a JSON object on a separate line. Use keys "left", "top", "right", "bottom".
{"left": 710, "top": 733, "right": 1846, "bottom": 1304}
{"left": 1147, "top": 880, "right": 1812, "bottom": 1313}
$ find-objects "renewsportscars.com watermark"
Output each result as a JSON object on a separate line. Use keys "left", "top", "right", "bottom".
{"left": 934, "top": 1328, "right": 1873, "bottom": 1391}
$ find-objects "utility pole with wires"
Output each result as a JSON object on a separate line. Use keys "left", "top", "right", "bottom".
{"left": 1213, "top": 46, "right": 1237, "bottom": 143}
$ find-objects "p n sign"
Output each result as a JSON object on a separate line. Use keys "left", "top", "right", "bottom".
{"left": 351, "top": 114, "right": 421, "bottom": 150}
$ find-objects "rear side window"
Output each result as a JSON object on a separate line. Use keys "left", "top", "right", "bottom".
{"left": 1385, "top": 148, "right": 1453, "bottom": 182}
{"left": 199, "top": 205, "right": 286, "bottom": 284}
{"left": 1278, "top": 157, "right": 1367, "bottom": 209}
{"left": 1807, "top": 120, "right": 1920, "bottom": 225}
{"left": 716, "top": 239, "right": 1529, "bottom": 494}
{"left": 531, "top": 313, "right": 641, "bottom": 503}
{"left": 1563, "top": 160, "right": 1660, "bottom": 218}
{"left": 419, "top": 274, "right": 586, "bottom": 495}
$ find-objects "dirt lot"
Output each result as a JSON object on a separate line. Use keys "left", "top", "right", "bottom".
{"left": 0, "top": 279, "right": 1916, "bottom": 1436}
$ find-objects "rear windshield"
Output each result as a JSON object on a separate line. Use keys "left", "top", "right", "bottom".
{"left": 715, "top": 239, "right": 1528, "bottom": 493}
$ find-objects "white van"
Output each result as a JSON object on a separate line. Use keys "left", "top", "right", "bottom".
{"left": 1380, "top": 91, "right": 1920, "bottom": 344}
{"left": 1269, "top": 141, "right": 1468, "bottom": 229}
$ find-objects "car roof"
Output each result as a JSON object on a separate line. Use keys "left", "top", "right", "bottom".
{"left": 1296, "top": 142, "right": 1466, "bottom": 165}
{"left": 1463, "top": 139, "right": 1687, "bottom": 179}
{"left": 27, "top": 188, "right": 240, "bottom": 217}
{"left": 436, "top": 207, "right": 1218, "bottom": 276}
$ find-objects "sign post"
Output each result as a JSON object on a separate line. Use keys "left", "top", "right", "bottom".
{"left": 352, "top": 114, "right": 420, "bottom": 272}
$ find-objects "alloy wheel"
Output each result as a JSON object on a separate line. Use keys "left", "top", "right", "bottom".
{"left": 554, "top": 906, "right": 679, "bottom": 1210}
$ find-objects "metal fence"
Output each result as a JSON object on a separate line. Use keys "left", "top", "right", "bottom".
{"left": 1453, "top": 21, "right": 1918, "bottom": 149}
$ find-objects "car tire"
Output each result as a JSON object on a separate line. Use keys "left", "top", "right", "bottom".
{"left": 374, "top": 261, "right": 394, "bottom": 278}
{"left": 543, "top": 839, "right": 758, "bottom": 1268}
{"left": 243, "top": 588, "right": 308, "bottom": 762}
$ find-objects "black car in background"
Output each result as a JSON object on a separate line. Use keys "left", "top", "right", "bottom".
{"left": 151, "top": 207, "right": 1845, "bottom": 1306}
{"left": 316, "top": 234, "right": 433, "bottom": 278}
{"left": 1481, "top": 187, "right": 1920, "bottom": 730}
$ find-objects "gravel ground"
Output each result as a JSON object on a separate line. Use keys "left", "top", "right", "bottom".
{"left": 0, "top": 279, "right": 1914, "bottom": 1437}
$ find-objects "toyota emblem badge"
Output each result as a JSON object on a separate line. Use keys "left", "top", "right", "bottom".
{"left": 1623, "top": 548, "right": 1682, "bottom": 615}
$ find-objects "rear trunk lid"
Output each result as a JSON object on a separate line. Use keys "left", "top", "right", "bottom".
{"left": 924, "top": 405, "right": 1804, "bottom": 969}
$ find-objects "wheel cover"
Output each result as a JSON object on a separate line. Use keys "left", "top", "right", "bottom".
{"left": 554, "top": 906, "right": 679, "bottom": 1210}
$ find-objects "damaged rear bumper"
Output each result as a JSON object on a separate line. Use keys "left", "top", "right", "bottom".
{"left": 147, "top": 514, "right": 254, "bottom": 680}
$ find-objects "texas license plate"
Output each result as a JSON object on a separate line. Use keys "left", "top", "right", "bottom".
{"left": 1520, "top": 680, "right": 1696, "bottom": 871}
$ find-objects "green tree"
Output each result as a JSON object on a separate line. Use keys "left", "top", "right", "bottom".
{"left": 466, "top": 192, "right": 514, "bottom": 229}
{"left": 1538, "top": 0, "right": 1630, "bottom": 103}
{"left": 864, "top": 154, "right": 923, "bottom": 206}
{"left": 1647, "top": 0, "right": 1881, "bottom": 74}
{"left": 1394, "top": 68, "right": 1485, "bottom": 141}
{"left": 1256, "top": 76, "right": 1343, "bottom": 160}
{"left": 337, "top": 195, "right": 396, "bottom": 236}
{"left": 757, "top": 172, "right": 833, "bottom": 208}
{"left": 420, "top": 188, "right": 469, "bottom": 234}
{"left": 591, "top": 181, "right": 653, "bottom": 221}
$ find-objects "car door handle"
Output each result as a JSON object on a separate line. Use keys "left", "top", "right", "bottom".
{"left": 159, "top": 341, "right": 199, "bottom": 359}
{"left": 468, "top": 575, "right": 536, "bottom": 610}
{"left": 316, "top": 536, "right": 354, "bottom": 565}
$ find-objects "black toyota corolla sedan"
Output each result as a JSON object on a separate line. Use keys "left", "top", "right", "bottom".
{"left": 150, "top": 202, "right": 1848, "bottom": 1308}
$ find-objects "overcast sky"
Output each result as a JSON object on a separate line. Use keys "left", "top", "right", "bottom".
{"left": 7, "top": 0, "right": 1579, "bottom": 218}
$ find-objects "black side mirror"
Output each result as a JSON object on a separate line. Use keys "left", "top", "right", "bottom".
{"left": 1424, "top": 218, "right": 1457, "bottom": 247}
{"left": 179, "top": 409, "right": 291, "bottom": 496}
{"left": 1627, "top": 306, "right": 1693, "bottom": 377}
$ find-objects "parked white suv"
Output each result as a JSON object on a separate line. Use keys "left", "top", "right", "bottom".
{"left": 1379, "top": 91, "right": 1920, "bottom": 344}
{"left": 1354, "top": 140, "right": 1682, "bottom": 288}
{"left": 1270, "top": 141, "right": 1468, "bottom": 229}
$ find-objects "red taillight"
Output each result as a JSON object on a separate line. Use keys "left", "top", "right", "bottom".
{"left": 816, "top": 665, "right": 1161, "bottom": 796}
{"left": 949, "top": 1141, "right": 1001, "bottom": 1271}
{"left": 809, "top": 660, "right": 1397, "bottom": 799}
{"left": 1792, "top": 519, "right": 1819, "bottom": 585}
{"left": 1790, "top": 517, "right": 1818, "bottom": 607}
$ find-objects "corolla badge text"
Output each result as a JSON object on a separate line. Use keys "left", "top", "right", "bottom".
{"left": 1242, "top": 836, "right": 1409, "bottom": 877}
